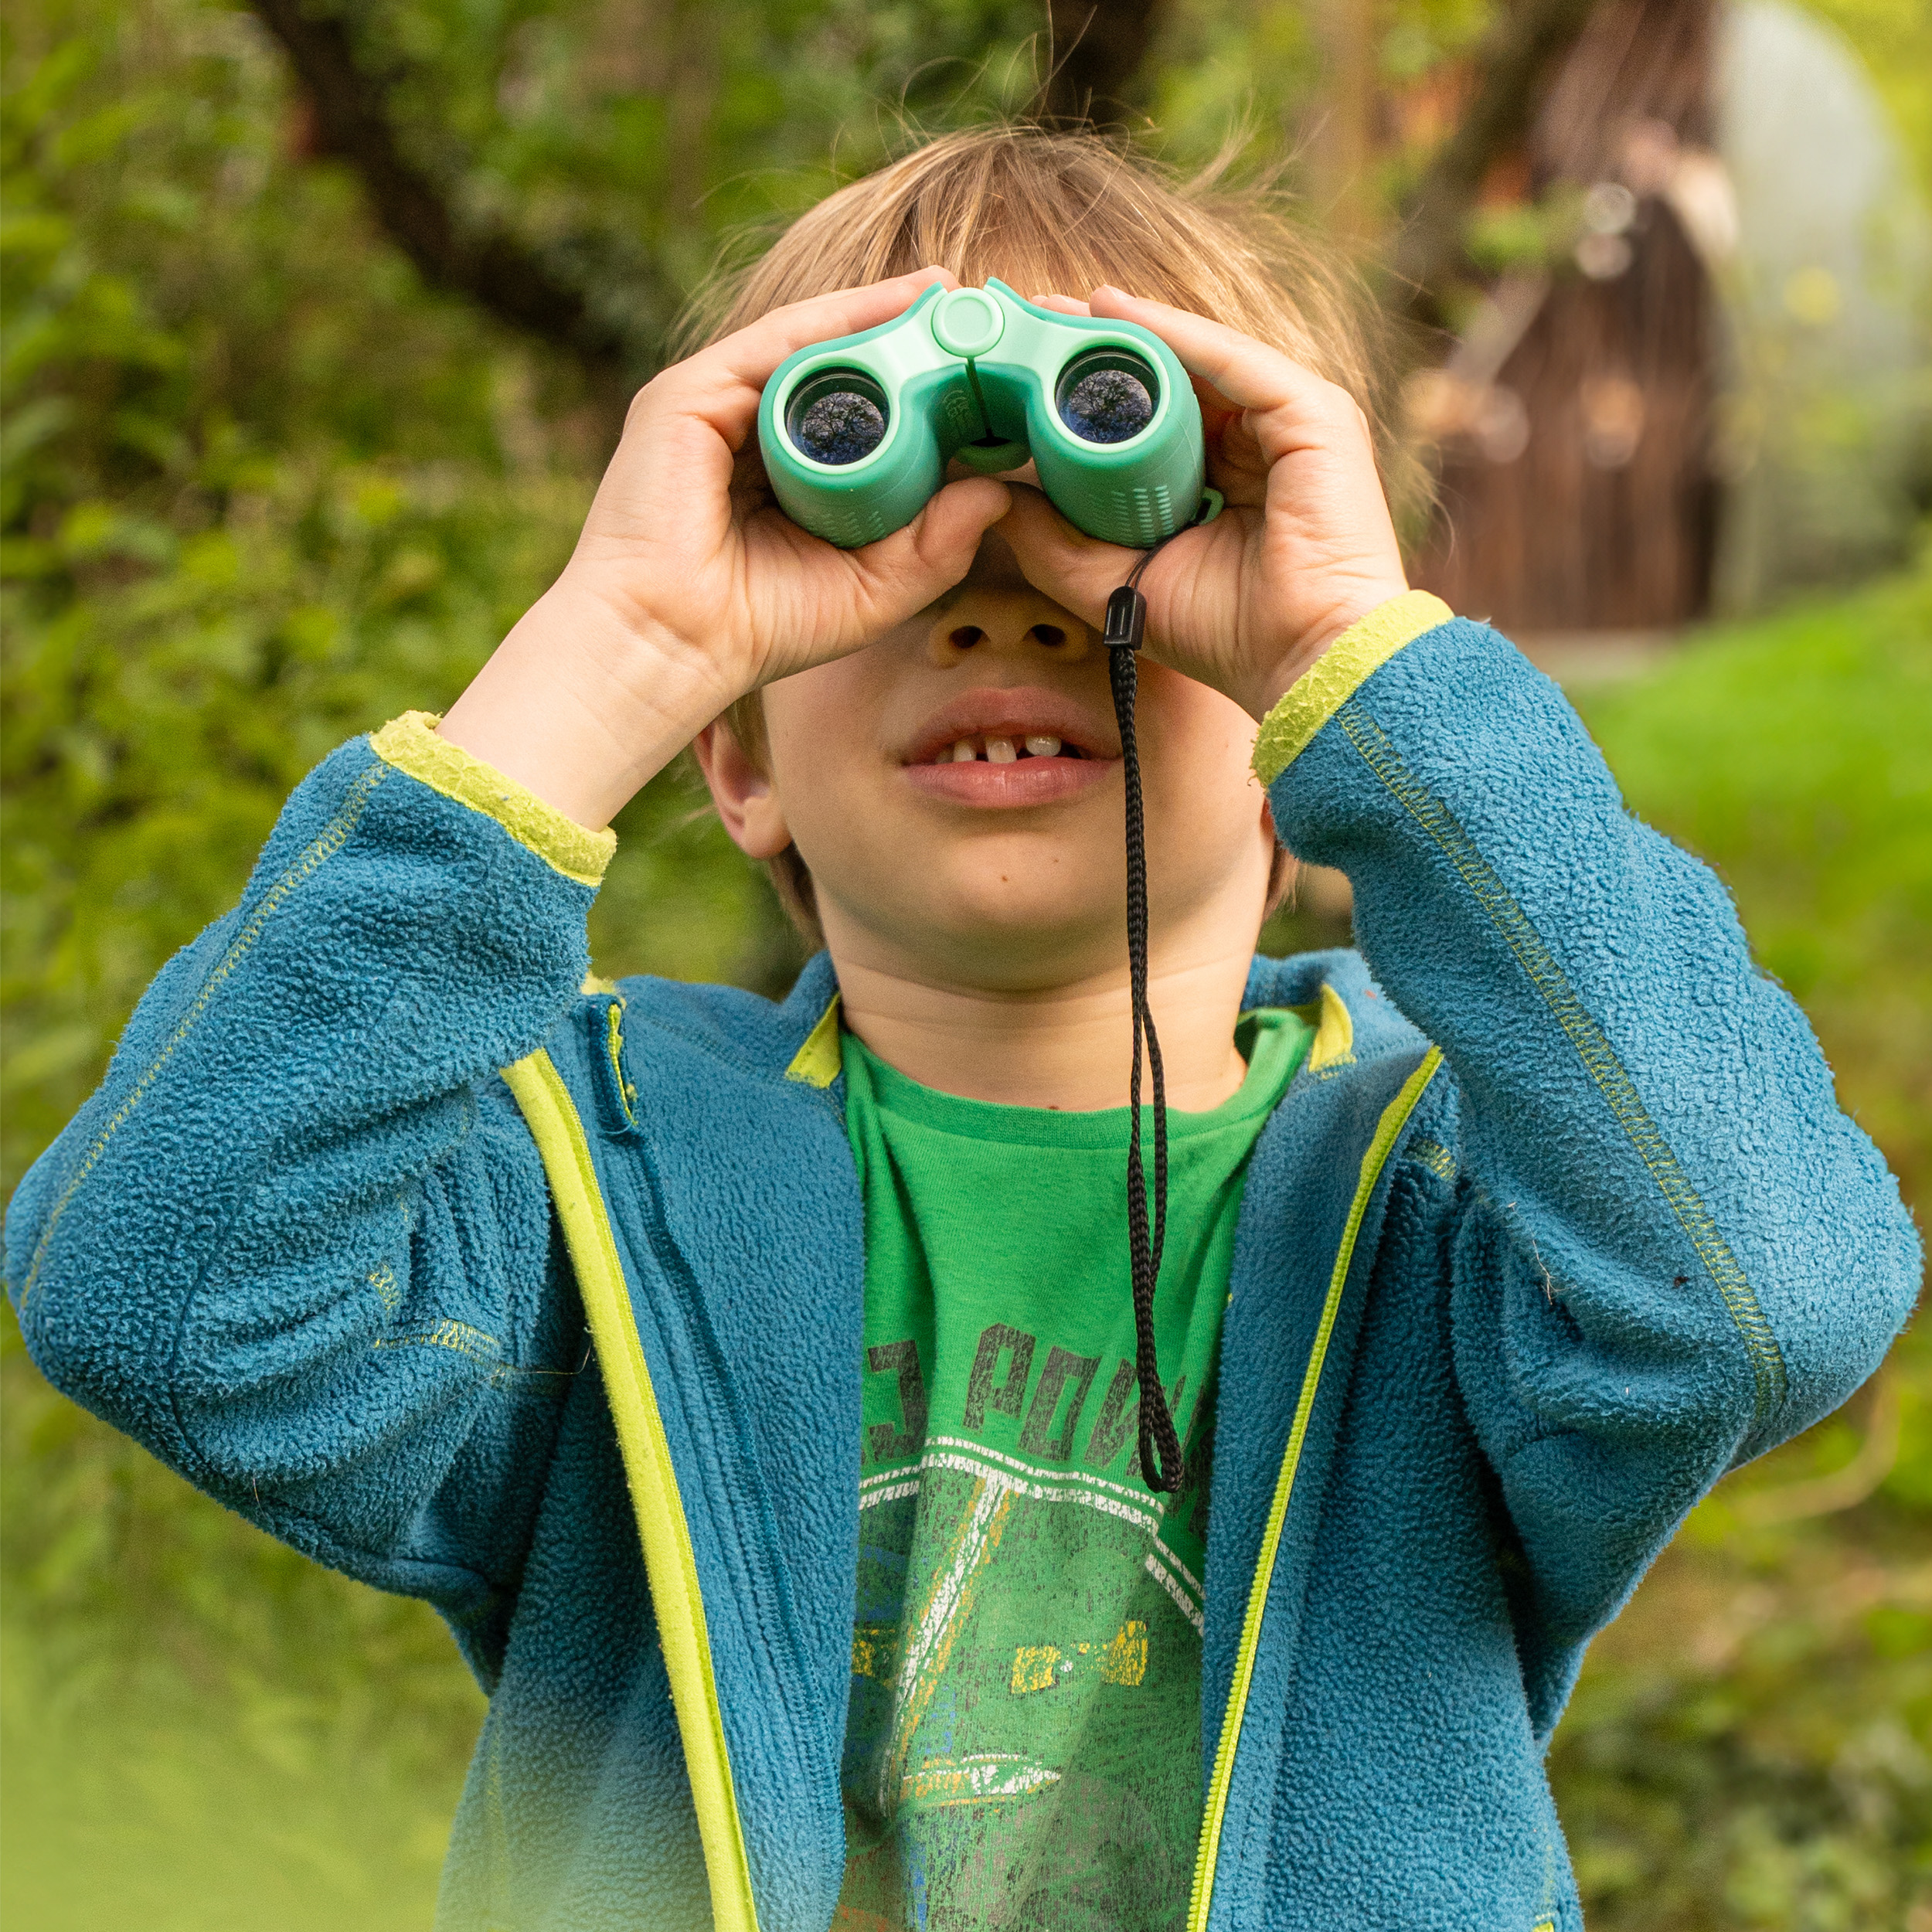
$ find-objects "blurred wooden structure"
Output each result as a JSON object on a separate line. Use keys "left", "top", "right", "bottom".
{"left": 1410, "top": 0, "right": 1726, "bottom": 631}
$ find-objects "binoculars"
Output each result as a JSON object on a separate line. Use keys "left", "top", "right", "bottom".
{"left": 757, "top": 280, "right": 1208, "bottom": 551}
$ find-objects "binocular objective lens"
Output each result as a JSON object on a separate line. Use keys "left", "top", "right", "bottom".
{"left": 1060, "top": 366, "right": 1155, "bottom": 444}
{"left": 794, "top": 389, "right": 886, "bottom": 465}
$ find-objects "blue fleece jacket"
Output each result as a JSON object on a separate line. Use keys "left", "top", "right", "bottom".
{"left": 6, "top": 598, "right": 1920, "bottom": 1932}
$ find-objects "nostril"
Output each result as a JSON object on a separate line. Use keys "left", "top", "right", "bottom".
{"left": 1029, "top": 624, "right": 1066, "bottom": 648}
{"left": 950, "top": 625, "right": 985, "bottom": 650}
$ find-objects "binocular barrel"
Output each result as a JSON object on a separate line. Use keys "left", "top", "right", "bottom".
{"left": 757, "top": 281, "right": 1207, "bottom": 551}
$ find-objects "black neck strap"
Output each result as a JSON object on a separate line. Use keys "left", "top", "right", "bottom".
{"left": 1102, "top": 568, "right": 1183, "bottom": 1495}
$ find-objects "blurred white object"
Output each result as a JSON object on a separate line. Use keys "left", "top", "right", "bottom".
{"left": 1715, "top": 0, "right": 1930, "bottom": 605}
{"left": 1575, "top": 231, "right": 1635, "bottom": 279}
{"left": 1583, "top": 182, "right": 1639, "bottom": 235}
{"left": 1665, "top": 150, "right": 1740, "bottom": 266}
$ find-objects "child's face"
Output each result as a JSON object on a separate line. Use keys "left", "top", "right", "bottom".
{"left": 698, "top": 492, "right": 1276, "bottom": 990}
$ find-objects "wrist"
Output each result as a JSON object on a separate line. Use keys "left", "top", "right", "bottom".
{"left": 1240, "top": 581, "right": 1413, "bottom": 723}
{"left": 1249, "top": 588, "right": 1455, "bottom": 786}
{"left": 440, "top": 579, "right": 743, "bottom": 831}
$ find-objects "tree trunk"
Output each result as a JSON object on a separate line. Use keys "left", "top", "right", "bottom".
{"left": 248, "top": 0, "right": 636, "bottom": 393}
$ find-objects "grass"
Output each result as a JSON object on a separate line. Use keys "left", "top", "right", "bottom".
{"left": 4, "top": 563, "right": 1929, "bottom": 1928}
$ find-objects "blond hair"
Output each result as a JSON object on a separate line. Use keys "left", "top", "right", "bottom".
{"left": 685, "top": 124, "right": 1402, "bottom": 942}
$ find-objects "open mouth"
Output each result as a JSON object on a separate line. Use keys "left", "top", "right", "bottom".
{"left": 900, "top": 686, "right": 1116, "bottom": 808}
{"left": 903, "top": 725, "right": 1112, "bottom": 809}
{"left": 920, "top": 732, "right": 1090, "bottom": 765}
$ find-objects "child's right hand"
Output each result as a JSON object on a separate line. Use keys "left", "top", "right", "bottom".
{"left": 439, "top": 268, "right": 1012, "bottom": 831}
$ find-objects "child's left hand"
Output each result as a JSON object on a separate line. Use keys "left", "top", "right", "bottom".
{"left": 997, "top": 288, "right": 1410, "bottom": 723}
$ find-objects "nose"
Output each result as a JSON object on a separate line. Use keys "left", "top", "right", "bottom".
{"left": 926, "top": 587, "right": 1093, "bottom": 667}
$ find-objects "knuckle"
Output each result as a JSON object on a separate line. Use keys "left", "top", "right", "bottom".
{"left": 627, "top": 368, "right": 679, "bottom": 425}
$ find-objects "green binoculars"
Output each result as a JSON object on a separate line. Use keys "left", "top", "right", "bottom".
{"left": 757, "top": 280, "right": 1208, "bottom": 551}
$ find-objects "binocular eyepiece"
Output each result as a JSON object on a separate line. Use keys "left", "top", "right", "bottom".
{"left": 787, "top": 352, "right": 1158, "bottom": 469}
{"left": 758, "top": 281, "right": 1207, "bottom": 550}
{"left": 787, "top": 374, "right": 890, "bottom": 468}
{"left": 1056, "top": 354, "right": 1158, "bottom": 445}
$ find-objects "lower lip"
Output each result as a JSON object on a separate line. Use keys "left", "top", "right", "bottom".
{"left": 903, "top": 756, "right": 1115, "bottom": 808}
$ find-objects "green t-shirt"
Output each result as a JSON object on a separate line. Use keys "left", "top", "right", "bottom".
{"left": 833, "top": 1009, "right": 1314, "bottom": 1932}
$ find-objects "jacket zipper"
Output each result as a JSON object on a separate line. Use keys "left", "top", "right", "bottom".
{"left": 502, "top": 1049, "right": 764, "bottom": 1932}
{"left": 1185, "top": 1049, "right": 1443, "bottom": 1931}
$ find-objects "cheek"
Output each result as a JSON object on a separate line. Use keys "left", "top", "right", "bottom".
{"left": 1144, "top": 679, "right": 1269, "bottom": 851}
{"left": 760, "top": 662, "right": 895, "bottom": 867}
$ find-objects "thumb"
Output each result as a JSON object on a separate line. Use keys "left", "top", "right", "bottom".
{"left": 848, "top": 476, "right": 1013, "bottom": 617}
{"left": 995, "top": 485, "right": 1137, "bottom": 631}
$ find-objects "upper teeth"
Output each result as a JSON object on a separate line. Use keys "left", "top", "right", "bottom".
{"left": 946, "top": 734, "right": 1066, "bottom": 763}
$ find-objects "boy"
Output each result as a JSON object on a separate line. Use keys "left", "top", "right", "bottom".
{"left": 5, "top": 128, "right": 1919, "bottom": 1932}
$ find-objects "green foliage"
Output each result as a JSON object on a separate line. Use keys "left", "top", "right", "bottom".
{"left": 282, "top": 0, "right": 1049, "bottom": 352}
{"left": 1551, "top": 1500, "right": 1932, "bottom": 1929}
{"left": 2, "top": 1310, "right": 484, "bottom": 1930}
{"left": 0, "top": 0, "right": 809, "bottom": 1196}
{"left": 1572, "top": 561, "right": 1932, "bottom": 1210}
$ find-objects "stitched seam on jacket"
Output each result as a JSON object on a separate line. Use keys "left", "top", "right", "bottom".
{"left": 628, "top": 1012, "right": 833, "bottom": 1089}
{"left": 605, "top": 1001, "right": 638, "bottom": 1124}
{"left": 19, "top": 763, "right": 389, "bottom": 1306}
{"left": 1408, "top": 1137, "right": 1458, "bottom": 1182}
{"left": 1334, "top": 700, "right": 1788, "bottom": 1429}
{"left": 1251, "top": 590, "right": 1453, "bottom": 784}
{"left": 372, "top": 1318, "right": 501, "bottom": 1365}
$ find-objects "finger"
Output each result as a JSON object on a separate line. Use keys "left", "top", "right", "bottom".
{"left": 1028, "top": 292, "right": 1258, "bottom": 488}
{"left": 633, "top": 266, "right": 958, "bottom": 464}
{"left": 817, "top": 478, "right": 1015, "bottom": 645}
{"left": 709, "top": 267, "right": 959, "bottom": 389}
{"left": 992, "top": 486, "right": 1138, "bottom": 630}
{"left": 1087, "top": 286, "right": 1345, "bottom": 428}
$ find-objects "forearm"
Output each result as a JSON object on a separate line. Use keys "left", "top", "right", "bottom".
{"left": 1262, "top": 607, "right": 1919, "bottom": 1463}
{"left": 4, "top": 725, "right": 604, "bottom": 1578}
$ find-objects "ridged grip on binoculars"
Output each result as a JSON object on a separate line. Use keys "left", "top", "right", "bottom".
{"left": 757, "top": 281, "right": 1206, "bottom": 550}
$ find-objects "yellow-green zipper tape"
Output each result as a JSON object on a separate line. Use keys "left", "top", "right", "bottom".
{"left": 1186, "top": 1048, "right": 1444, "bottom": 1930}
{"left": 502, "top": 1050, "right": 760, "bottom": 1932}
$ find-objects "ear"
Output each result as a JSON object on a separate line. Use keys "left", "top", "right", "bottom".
{"left": 1259, "top": 794, "right": 1296, "bottom": 917}
{"left": 692, "top": 720, "right": 794, "bottom": 860}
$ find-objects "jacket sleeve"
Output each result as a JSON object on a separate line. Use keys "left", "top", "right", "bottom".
{"left": 2, "top": 713, "right": 616, "bottom": 1666}
{"left": 1260, "top": 594, "right": 1923, "bottom": 1677}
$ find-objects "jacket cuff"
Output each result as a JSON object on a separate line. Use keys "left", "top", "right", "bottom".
{"left": 369, "top": 712, "right": 617, "bottom": 888}
{"left": 1252, "top": 591, "right": 1454, "bottom": 786}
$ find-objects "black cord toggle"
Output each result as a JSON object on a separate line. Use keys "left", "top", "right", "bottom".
{"left": 1103, "top": 584, "right": 1146, "bottom": 652}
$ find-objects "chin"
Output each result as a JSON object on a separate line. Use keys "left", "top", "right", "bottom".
{"left": 897, "top": 881, "right": 1121, "bottom": 981}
